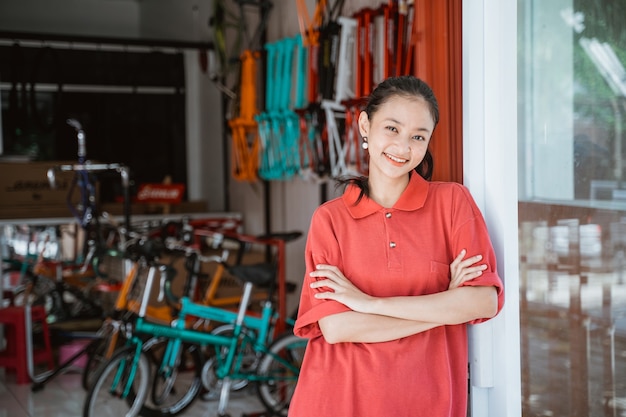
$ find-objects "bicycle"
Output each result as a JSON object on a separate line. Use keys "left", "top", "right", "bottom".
{"left": 11, "top": 118, "right": 131, "bottom": 320}
{"left": 80, "top": 231, "right": 220, "bottom": 395}
{"left": 80, "top": 223, "right": 292, "bottom": 412}
{"left": 10, "top": 229, "right": 123, "bottom": 324}
{"left": 80, "top": 218, "right": 248, "bottom": 393}
{"left": 83, "top": 231, "right": 306, "bottom": 417}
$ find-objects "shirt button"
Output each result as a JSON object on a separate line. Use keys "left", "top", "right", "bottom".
{"left": 385, "top": 212, "right": 392, "bottom": 218}
{"left": 390, "top": 241, "right": 396, "bottom": 248}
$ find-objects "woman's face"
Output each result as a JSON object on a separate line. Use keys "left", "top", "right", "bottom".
{"left": 359, "top": 95, "right": 435, "bottom": 181}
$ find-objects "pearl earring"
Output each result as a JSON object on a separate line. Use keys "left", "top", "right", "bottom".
{"left": 362, "top": 137, "right": 368, "bottom": 150}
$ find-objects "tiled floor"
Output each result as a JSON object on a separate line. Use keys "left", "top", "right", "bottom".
{"left": 0, "top": 366, "right": 268, "bottom": 417}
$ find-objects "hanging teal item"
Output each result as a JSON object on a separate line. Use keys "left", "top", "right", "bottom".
{"left": 257, "top": 36, "right": 303, "bottom": 181}
{"left": 294, "top": 35, "right": 308, "bottom": 111}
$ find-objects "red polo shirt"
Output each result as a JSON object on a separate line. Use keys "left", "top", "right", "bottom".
{"left": 289, "top": 174, "right": 504, "bottom": 417}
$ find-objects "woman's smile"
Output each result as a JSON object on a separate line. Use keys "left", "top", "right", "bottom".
{"left": 384, "top": 152, "right": 409, "bottom": 165}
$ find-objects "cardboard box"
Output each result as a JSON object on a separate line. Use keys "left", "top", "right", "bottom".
{"left": 0, "top": 161, "right": 78, "bottom": 208}
{"left": 0, "top": 161, "right": 105, "bottom": 219}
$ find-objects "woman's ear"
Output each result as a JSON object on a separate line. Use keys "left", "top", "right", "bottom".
{"left": 358, "top": 110, "right": 369, "bottom": 138}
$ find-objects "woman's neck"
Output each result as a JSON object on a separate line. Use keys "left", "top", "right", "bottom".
{"left": 367, "top": 174, "right": 410, "bottom": 208}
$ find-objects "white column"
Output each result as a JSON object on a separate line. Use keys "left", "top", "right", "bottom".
{"left": 184, "top": 50, "right": 225, "bottom": 211}
{"left": 463, "top": 1, "right": 522, "bottom": 416}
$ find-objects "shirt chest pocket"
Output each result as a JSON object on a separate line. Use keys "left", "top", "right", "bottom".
{"left": 424, "top": 260, "right": 450, "bottom": 294}
{"left": 387, "top": 260, "right": 450, "bottom": 296}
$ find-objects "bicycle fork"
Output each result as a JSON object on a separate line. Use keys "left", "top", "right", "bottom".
{"left": 111, "top": 339, "right": 143, "bottom": 399}
{"left": 217, "top": 280, "right": 255, "bottom": 417}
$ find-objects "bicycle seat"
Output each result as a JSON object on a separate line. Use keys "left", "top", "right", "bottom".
{"left": 228, "top": 263, "right": 275, "bottom": 287}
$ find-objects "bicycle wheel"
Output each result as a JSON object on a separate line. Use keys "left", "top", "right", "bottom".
{"left": 142, "top": 339, "right": 203, "bottom": 417}
{"left": 256, "top": 333, "right": 307, "bottom": 416}
{"left": 83, "top": 345, "right": 150, "bottom": 417}
{"left": 82, "top": 321, "right": 124, "bottom": 390}
{"left": 200, "top": 324, "right": 258, "bottom": 401}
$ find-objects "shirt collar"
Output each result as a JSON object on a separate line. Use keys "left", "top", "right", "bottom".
{"left": 343, "top": 174, "right": 429, "bottom": 219}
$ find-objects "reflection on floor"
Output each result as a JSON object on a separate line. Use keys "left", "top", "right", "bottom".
{"left": 0, "top": 367, "right": 267, "bottom": 417}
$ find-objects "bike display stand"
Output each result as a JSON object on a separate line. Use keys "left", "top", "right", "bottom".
{"left": 0, "top": 305, "right": 54, "bottom": 384}
{"left": 192, "top": 229, "right": 298, "bottom": 335}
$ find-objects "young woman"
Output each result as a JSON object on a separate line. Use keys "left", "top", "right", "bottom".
{"left": 289, "top": 76, "right": 504, "bottom": 417}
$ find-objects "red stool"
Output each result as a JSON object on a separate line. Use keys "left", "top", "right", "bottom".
{"left": 0, "top": 306, "right": 55, "bottom": 384}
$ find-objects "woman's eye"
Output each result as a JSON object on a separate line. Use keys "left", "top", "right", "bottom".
{"left": 413, "top": 135, "right": 425, "bottom": 141}
{"left": 386, "top": 126, "right": 398, "bottom": 133}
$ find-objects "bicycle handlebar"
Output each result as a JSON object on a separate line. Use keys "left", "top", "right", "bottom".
{"left": 45, "top": 119, "right": 132, "bottom": 233}
{"left": 47, "top": 163, "right": 131, "bottom": 231}
{"left": 47, "top": 163, "right": 130, "bottom": 188}
{"left": 66, "top": 118, "right": 86, "bottom": 162}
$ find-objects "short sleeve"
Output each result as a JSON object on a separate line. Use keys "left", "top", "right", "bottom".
{"left": 451, "top": 184, "right": 505, "bottom": 324}
{"left": 293, "top": 205, "right": 351, "bottom": 339}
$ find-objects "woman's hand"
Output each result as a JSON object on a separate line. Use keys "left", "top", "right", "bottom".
{"left": 310, "top": 251, "right": 488, "bottom": 313}
{"left": 449, "top": 249, "right": 487, "bottom": 290}
{"left": 309, "top": 264, "right": 373, "bottom": 313}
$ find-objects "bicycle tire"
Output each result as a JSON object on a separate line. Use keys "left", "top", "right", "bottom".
{"left": 200, "top": 324, "right": 259, "bottom": 400}
{"left": 81, "top": 337, "right": 107, "bottom": 390}
{"left": 83, "top": 345, "right": 150, "bottom": 417}
{"left": 81, "top": 322, "right": 124, "bottom": 390}
{"left": 143, "top": 340, "right": 203, "bottom": 417}
{"left": 256, "top": 333, "right": 307, "bottom": 416}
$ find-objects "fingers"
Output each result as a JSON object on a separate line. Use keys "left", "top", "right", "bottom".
{"left": 311, "top": 264, "right": 341, "bottom": 275}
{"left": 457, "top": 264, "right": 488, "bottom": 278}
{"left": 309, "top": 264, "right": 344, "bottom": 282}
{"left": 309, "top": 264, "right": 342, "bottom": 292}
{"left": 451, "top": 250, "right": 483, "bottom": 268}
{"left": 309, "top": 264, "right": 358, "bottom": 296}
{"left": 450, "top": 249, "right": 467, "bottom": 267}
{"left": 309, "top": 278, "right": 335, "bottom": 290}
{"left": 449, "top": 249, "right": 488, "bottom": 290}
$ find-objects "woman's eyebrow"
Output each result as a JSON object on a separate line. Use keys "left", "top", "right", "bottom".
{"left": 383, "top": 117, "right": 432, "bottom": 133}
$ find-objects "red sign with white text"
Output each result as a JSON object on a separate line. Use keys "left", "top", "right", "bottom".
{"left": 136, "top": 183, "right": 185, "bottom": 204}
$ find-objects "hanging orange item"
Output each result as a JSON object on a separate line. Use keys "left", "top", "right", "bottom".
{"left": 403, "top": 1, "right": 419, "bottom": 75}
{"left": 381, "top": 1, "right": 396, "bottom": 79}
{"left": 296, "top": 0, "right": 327, "bottom": 47}
{"left": 296, "top": 0, "right": 328, "bottom": 104}
{"left": 228, "top": 50, "right": 261, "bottom": 182}
{"left": 354, "top": 7, "right": 375, "bottom": 96}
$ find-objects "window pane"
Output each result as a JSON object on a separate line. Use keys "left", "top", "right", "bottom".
{"left": 518, "top": 0, "right": 626, "bottom": 416}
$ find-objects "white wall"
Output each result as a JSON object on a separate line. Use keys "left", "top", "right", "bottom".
{"left": 184, "top": 49, "right": 226, "bottom": 212}
{"left": 0, "top": 0, "right": 141, "bottom": 38}
{"left": 0, "top": 0, "right": 215, "bottom": 42}
{"left": 139, "top": 0, "right": 213, "bottom": 42}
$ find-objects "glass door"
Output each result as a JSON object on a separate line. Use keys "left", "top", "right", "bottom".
{"left": 518, "top": 1, "right": 626, "bottom": 415}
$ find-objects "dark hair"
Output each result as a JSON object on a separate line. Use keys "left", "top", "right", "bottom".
{"left": 337, "top": 76, "right": 439, "bottom": 201}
